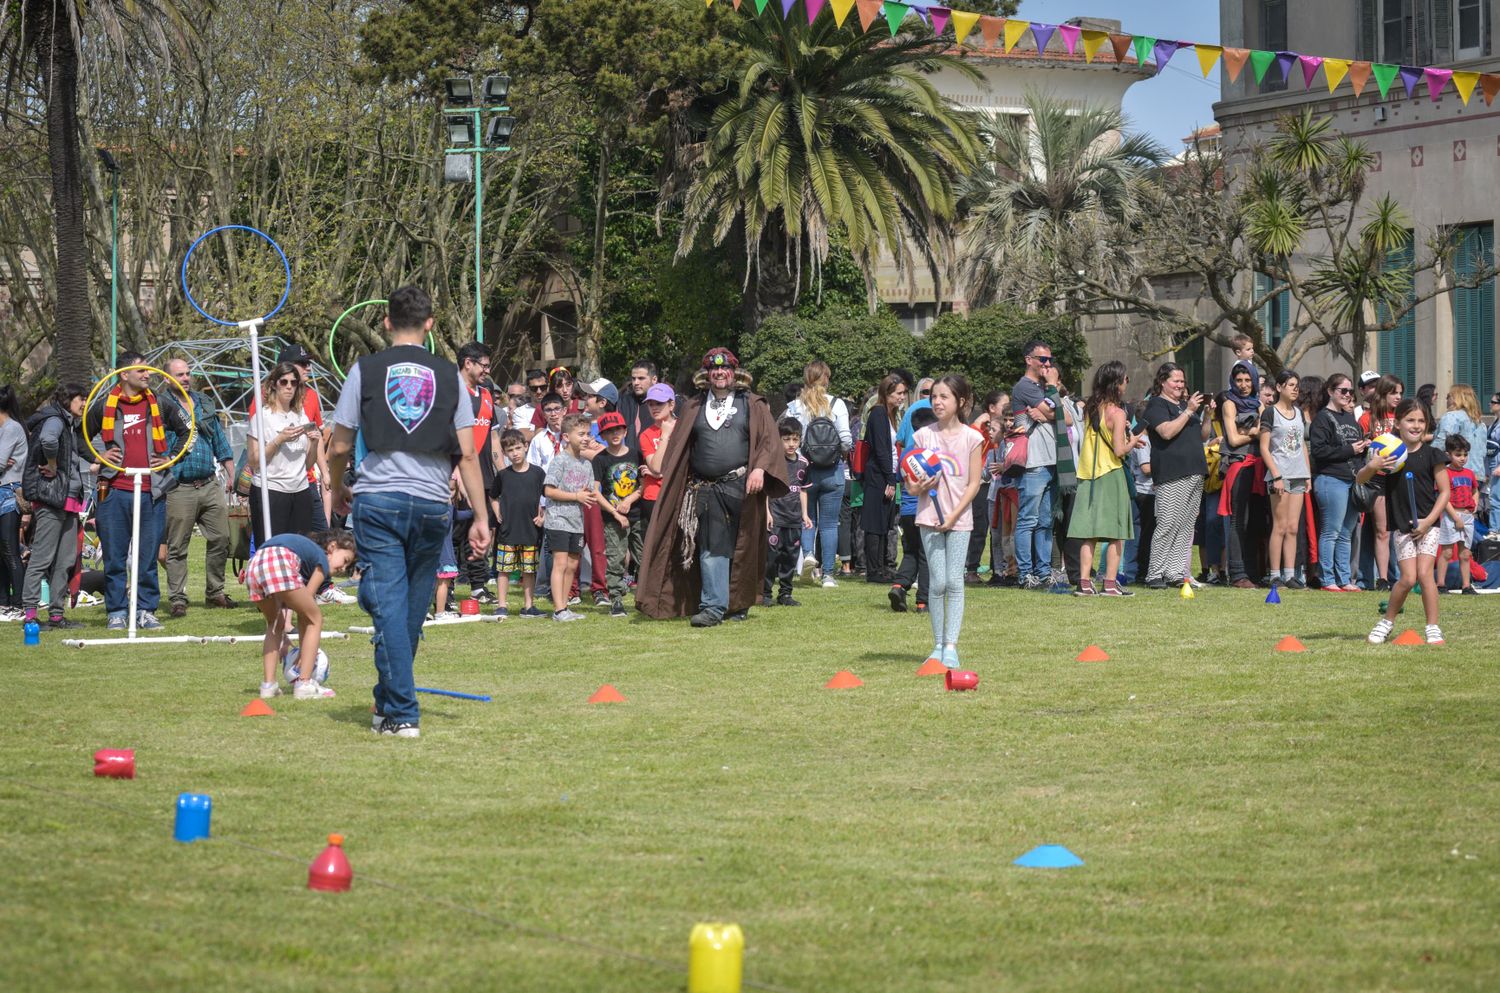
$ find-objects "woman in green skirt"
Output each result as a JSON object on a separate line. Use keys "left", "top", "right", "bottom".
{"left": 1069, "top": 360, "right": 1146, "bottom": 596}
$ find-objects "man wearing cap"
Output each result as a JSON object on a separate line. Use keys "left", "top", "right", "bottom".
{"left": 1355, "top": 370, "right": 1380, "bottom": 421}
{"left": 637, "top": 348, "right": 787, "bottom": 626}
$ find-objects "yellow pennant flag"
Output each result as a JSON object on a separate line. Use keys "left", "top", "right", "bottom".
{"left": 1003, "top": 19, "right": 1029, "bottom": 53}
{"left": 1452, "top": 70, "right": 1480, "bottom": 104}
{"left": 1194, "top": 44, "right": 1222, "bottom": 77}
{"left": 1080, "top": 30, "right": 1107, "bottom": 63}
{"left": 1323, "top": 58, "right": 1350, "bottom": 92}
{"left": 950, "top": 9, "right": 980, "bottom": 45}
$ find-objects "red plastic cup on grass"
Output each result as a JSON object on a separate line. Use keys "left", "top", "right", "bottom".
{"left": 93, "top": 748, "right": 136, "bottom": 778}
{"left": 945, "top": 670, "right": 979, "bottom": 692}
{"left": 459, "top": 598, "right": 480, "bottom": 616}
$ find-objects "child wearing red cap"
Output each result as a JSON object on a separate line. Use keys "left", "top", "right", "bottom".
{"left": 593, "top": 411, "right": 641, "bottom": 617}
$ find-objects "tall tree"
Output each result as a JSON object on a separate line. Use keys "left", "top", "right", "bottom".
{"left": 676, "top": 5, "right": 981, "bottom": 332}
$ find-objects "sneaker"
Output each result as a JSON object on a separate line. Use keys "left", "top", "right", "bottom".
{"left": 552, "top": 609, "right": 584, "bottom": 622}
{"left": 471, "top": 587, "right": 498, "bottom": 605}
{"left": 689, "top": 611, "right": 721, "bottom": 628}
{"left": 371, "top": 712, "right": 387, "bottom": 732}
{"left": 777, "top": 595, "right": 801, "bottom": 607}
{"left": 46, "top": 615, "right": 84, "bottom": 630}
{"left": 594, "top": 592, "right": 610, "bottom": 608}
{"left": 1426, "top": 624, "right": 1445, "bottom": 645}
{"left": 941, "top": 645, "right": 960, "bottom": 670}
{"left": 1340, "top": 585, "right": 1361, "bottom": 593}
{"left": 317, "top": 586, "right": 357, "bottom": 605}
{"left": 1144, "top": 577, "right": 1167, "bottom": 590}
{"left": 519, "top": 606, "right": 544, "bottom": 619}
{"left": 378, "top": 721, "right": 420, "bottom": 738}
{"left": 1321, "top": 585, "right": 1343, "bottom": 593}
{"left": 74, "top": 591, "right": 102, "bottom": 607}
{"left": 799, "top": 554, "right": 816, "bottom": 577}
{"left": 1205, "top": 572, "right": 1225, "bottom": 586}
{"left": 260, "top": 681, "right": 282, "bottom": 699}
{"left": 1187, "top": 575, "right": 1205, "bottom": 589}
{"left": 431, "top": 611, "right": 461, "bottom": 622}
{"left": 821, "top": 575, "right": 838, "bottom": 589}
{"left": 107, "top": 612, "right": 127, "bottom": 631}
{"left": 567, "top": 596, "right": 581, "bottom": 606}
{"left": 1100, "top": 581, "right": 1134, "bottom": 597}
{"left": 493, "top": 606, "right": 509, "bottom": 619}
{"left": 1021, "top": 575, "right": 1045, "bottom": 591}
{"left": 1375, "top": 579, "right": 1392, "bottom": 592}
{"left": 915, "top": 601, "right": 928, "bottom": 614}
{"left": 761, "top": 595, "right": 774, "bottom": 607}
{"left": 888, "top": 585, "right": 908, "bottom": 612}
{"left": 609, "top": 598, "right": 627, "bottom": 618}
{"left": 293, "top": 679, "right": 336, "bottom": 700}
{"left": 1284, "top": 577, "right": 1307, "bottom": 590}
{"left": 1368, "top": 618, "right": 1394, "bottom": 644}
{"left": 1461, "top": 586, "right": 1479, "bottom": 595}
{"left": 926, "top": 645, "right": 944, "bottom": 667}
{"left": 1074, "top": 581, "right": 1097, "bottom": 597}
{"left": 137, "top": 611, "right": 163, "bottom": 630}
{"left": 964, "top": 571, "right": 983, "bottom": 586}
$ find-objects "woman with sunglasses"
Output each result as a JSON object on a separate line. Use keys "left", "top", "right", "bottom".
{"left": 245, "top": 361, "right": 318, "bottom": 548}
{"left": 1308, "top": 373, "right": 1370, "bottom": 591}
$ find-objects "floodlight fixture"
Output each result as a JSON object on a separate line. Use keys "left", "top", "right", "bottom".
{"left": 485, "top": 115, "right": 515, "bottom": 148}
{"left": 97, "top": 148, "right": 121, "bottom": 174}
{"left": 445, "top": 115, "right": 474, "bottom": 147}
{"left": 481, "top": 74, "right": 511, "bottom": 106}
{"left": 444, "top": 76, "right": 474, "bottom": 105}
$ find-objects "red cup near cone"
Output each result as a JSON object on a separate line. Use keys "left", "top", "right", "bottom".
{"left": 308, "top": 833, "right": 353, "bottom": 892}
{"left": 945, "top": 670, "right": 978, "bottom": 691}
{"left": 93, "top": 748, "right": 135, "bottom": 779}
{"left": 459, "top": 598, "right": 480, "bottom": 616}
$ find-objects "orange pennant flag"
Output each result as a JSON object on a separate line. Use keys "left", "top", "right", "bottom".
{"left": 1452, "top": 70, "right": 1480, "bottom": 104}
{"left": 1323, "top": 58, "right": 1350, "bottom": 92}
{"left": 1003, "top": 18, "right": 1029, "bottom": 53}
{"left": 1347, "top": 61, "right": 1372, "bottom": 96}
{"left": 1221, "top": 47, "right": 1249, "bottom": 82}
{"left": 1194, "top": 44, "right": 1222, "bottom": 77}
{"left": 830, "top": 0, "right": 855, "bottom": 26}
{"left": 950, "top": 9, "right": 979, "bottom": 45}
{"left": 855, "top": 0, "right": 882, "bottom": 31}
{"left": 1108, "top": 33, "right": 1133, "bottom": 64}
{"left": 978, "top": 15, "right": 1003, "bottom": 48}
{"left": 1481, "top": 74, "right": 1500, "bottom": 104}
{"left": 1080, "top": 29, "right": 1107, "bottom": 63}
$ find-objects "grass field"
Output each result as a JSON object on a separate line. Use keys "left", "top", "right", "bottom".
{"left": 3, "top": 557, "right": 1499, "bottom": 992}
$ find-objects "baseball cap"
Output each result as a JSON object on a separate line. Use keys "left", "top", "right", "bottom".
{"left": 578, "top": 378, "right": 619, "bottom": 406}
{"left": 645, "top": 383, "right": 675, "bottom": 403}
{"left": 278, "top": 343, "right": 313, "bottom": 365}
{"left": 1358, "top": 370, "right": 1380, "bottom": 387}
{"left": 596, "top": 411, "right": 626, "bottom": 433}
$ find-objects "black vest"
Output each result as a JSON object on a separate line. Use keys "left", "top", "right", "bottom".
{"left": 356, "top": 345, "right": 461, "bottom": 456}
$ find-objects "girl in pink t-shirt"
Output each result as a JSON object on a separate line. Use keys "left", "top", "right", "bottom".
{"left": 907, "top": 375, "right": 986, "bottom": 671}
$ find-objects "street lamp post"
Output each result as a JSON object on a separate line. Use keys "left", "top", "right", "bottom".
{"left": 98, "top": 148, "right": 123, "bottom": 367}
{"left": 443, "top": 74, "right": 515, "bottom": 345}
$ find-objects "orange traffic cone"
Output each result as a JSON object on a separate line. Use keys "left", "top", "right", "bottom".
{"left": 824, "top": 670, "right": 863, "bottom": 689}
{"left": 1274, "top": 636, "right": 1306, "bottom": 653}
{"left": 1391, "top": 629, "right": 1424, "bottom": 646}
{"left": 240, "top": 699, "right": 276, "bottom": 717}
{"left": 915, "top": 657, "right": 946, "bottom": 676}
{"left": 588, "top": 684, "right": 626, "bottom": 704}
{"left": 1075, "top": 645, "right": 1110, "bottom": 662}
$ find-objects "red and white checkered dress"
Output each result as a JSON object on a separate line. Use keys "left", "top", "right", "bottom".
{"left": 246, "top": 545, "right": 304, "bottom": 602}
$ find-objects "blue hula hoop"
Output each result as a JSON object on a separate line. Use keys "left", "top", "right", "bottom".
{"left": 180, "top": 225, "right": 291, "bottom": 327}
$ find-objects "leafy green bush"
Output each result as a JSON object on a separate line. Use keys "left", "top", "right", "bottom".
{"left": 917, "top": 305, "right": 1087, "bottom": 398}
{"left": 740, "top": 309, "right": 917, "bottom": 401}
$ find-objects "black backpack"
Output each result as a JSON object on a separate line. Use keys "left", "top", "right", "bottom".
{"left": 802, "top": 415, "right": 843, "bottom": 468}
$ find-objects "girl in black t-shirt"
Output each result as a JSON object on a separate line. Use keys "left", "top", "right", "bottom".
{"left": 1357, "top": 398, "right": 1451, "bottom": 645}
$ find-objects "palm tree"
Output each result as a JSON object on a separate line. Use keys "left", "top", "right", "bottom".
{"left": 676, "top": 5, "right": 980, "bottom": 330}
{"left": 958, "top": 91, "right": 1164, "bottom": 311}
{"left": 1, "top": 1, "right": 199, "bottom": 384}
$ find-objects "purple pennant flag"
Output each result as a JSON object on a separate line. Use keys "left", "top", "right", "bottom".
{"left": 1424, "top": 67, "right": 1453, "bottom": 101}
{"left": 928, "top": 5, "right": 950, "bottom": 35}
{"left": 1057, "top": 23, "right": 1080, "bottom": 54}
{"left": 1031, "top": 22, "right": 1056, "bottom": 54}
{"left": 1398, "top": 65, "right": 1422, "bottom": 98}
{"left": 1299, "top": 55, "right": 1323, "bottom": 88}
{"left": 913, "top": 5, "right": 928, "bottom": 25}
{"left": 1273, "top": 50, "right": 1297, "bottom": 81}
{"left": 1153, "top": 40, "right": 1181, "bottom": 71}
{"left": 780, "top": 0, "right": 795, "bottom": 17}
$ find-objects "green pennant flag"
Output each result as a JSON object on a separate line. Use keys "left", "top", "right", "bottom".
{"left": 1133, "top": 36, "right": 1156, "bottom": 67}
{"left": 753, "top": 0, "right": 771, "bottom": 12}
{"left": 882, "top": 0, "right": 907, "bottom": 34}
{"left": 1250, "top": 49, "right": 1275, "bottom": 84}
{"left": 1371, "top": 62, "right": 1399, "bottom": 98}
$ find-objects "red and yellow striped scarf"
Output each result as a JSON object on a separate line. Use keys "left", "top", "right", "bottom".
{"left": 100, "top": 385, "right": 168, "bottom": 455}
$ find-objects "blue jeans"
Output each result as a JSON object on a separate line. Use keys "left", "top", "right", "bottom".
{"left": 1014, "top": 466, "right": 1056, "bottom": 581}
{"left": 353, "top": 491, "right": 451, "bottom": 725}
{"left": 1314, "top": 475, "right": 1359, "bottom": 588}
{"left": 699, "top": 551, "right": 730, "bottom": 619}
{"left": 99, "top": 485, "right": 163, "bottom": 614}
{"left": 1117, "top": 497, "right": 1143, "bottom": 584}
{"left": 800, "top": 463, "right": 844, "bottom": 573}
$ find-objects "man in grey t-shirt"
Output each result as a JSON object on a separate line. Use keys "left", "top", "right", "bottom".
{"left": 1010, "top": 339, "right": 1062, "bottom": 588}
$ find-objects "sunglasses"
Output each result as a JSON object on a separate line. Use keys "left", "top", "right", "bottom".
{"left": 275, "top": 377, "right": 298, "bottom": 387}
{"left": 1333, "top": 387, "right": 1353, "bottom": 396}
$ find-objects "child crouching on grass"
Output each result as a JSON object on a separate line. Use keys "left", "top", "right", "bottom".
{"left": 1359, "top": 398, "right": 1450, "bottom": 646}
{"left": 249, "top": 530, "right": 357, "bottom": 699}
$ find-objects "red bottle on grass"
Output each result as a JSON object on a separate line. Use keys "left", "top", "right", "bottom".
{"left": 308, "top": 834, "right": 353, "bottom": 892}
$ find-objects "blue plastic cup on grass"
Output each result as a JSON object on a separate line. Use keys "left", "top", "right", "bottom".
{"left": 173, "top": 793, "right": 212, "bottom": 843}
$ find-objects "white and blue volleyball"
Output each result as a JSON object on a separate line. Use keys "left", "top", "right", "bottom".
{"left": 1370, "top": 433, "right": 1407, "bottom": 474}
{"left": 284, "top": 647, "right": 330, "bottom": 685}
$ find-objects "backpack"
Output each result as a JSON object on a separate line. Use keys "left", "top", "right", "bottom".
{"left": 802, "top": 415, "right": 843, "bottom": 468}
{"left": 997, "top": 428, "right": 1029, "bottom": 478}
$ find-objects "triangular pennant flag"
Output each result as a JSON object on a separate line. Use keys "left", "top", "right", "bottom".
{"left": 1222, "top": 47, "right": 1250, "bottom": 82}
{"left": 1424, "top": 67, "right": 1452, "bottom": 101}
{"left": 1132, "top": 35, "right": 1155, "bottom": 66}
{"left": 732, "top": 0, "right": 742, "bottom": 8}
{"left": 855, "top": 0, "right": 882, "bottom": 31}
{"left": 752, "top": 0, "right": 771, "bottom": 13}
{"left": 1195, "top": 44, "right": 1222, "bottom": 77}
{"left": 1398, "top": 65, "right": 1422, "bottom": 98}
{"left": 1080, "top": 29, "right": 1107, "bottom": 62}
{"left": 1392, "top": 628, "right": 1425, "bottom": 646}
{"left": 1348, "top": 61, "right": 1373, "bottom": 95}
{"left": 1057, "top": 23, "right": 1080, "bottom": 55}
{"left": 1108, "top": 33, "right": 1134, "bottom": 63}
{"left": 950, "top": 9, "right": 978, "bottom": 44}
{"left": 916, "top": 657, "right": 946, "bottom": 676}
{"left": 1273, "top": 51, "right": 1297, "bottom": 82}
{"left": 241, "top": 699, "right": 275, "bottom": 717}
{"left": 825, "top": 669, "right": 864, "bottom": 689}
{"left": 978, "top": 15, "right": 1003, "bottom": 48}
{"left": 1452, "top": 70, "right": 1480, "bottom": 104}
{"left": 882, "top": 0, "right": 907, "bottom": 34}
{"left": 1482, "top": 73, "right": 1500, "bottom": 105}
{"left": 1030, "top": 22, "right": 1056, "bottom": 54}
{"left": 780, "top": 0, "right": 795, "bottom": 18}
{"left": 1274, "top": 636, "right": 1306, "bottom": 653}
{"left": 928, "top": 6, "right": 949, "bottom": 36}
{"left": 1075, "top": 645, "right": 1110, "bottom": 662}
{"left": 706, "top": 0, "right": 714, "bottom": 7}
{"left": 1250, "top": 49, "right": 1275, "bottom": 84}
{"left": 1152, "top": 40, "right": 1180, "bottom": 71}
{"left": 1371, "top": 63, "right": 1398, "bottom": 97}
{"left": 806, "top": 0, "right": 826, "bottom": 22}
{"left": 911, "top": 5, "right": 927, "bottom": 26}
{"left": 588, "top": 684, "right": 626, "bottom": 704}
{"left": 1299, "top": 55, "right": 1323, "bottom": 88}
{"left": 1003, "top": 19, "right": 1029, "bottom": 53}
{"left": 1323, "top": 57, "right": 1350, "bottom": 92}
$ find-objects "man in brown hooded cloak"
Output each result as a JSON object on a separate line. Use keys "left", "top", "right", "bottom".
{"left": 636, "top": 348, "right": 788, "bottom": 625}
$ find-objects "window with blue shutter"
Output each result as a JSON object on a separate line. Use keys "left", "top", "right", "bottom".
{"left": 1452, "top": 224, "right": 1495, "bottom": 402}
{"left": 1255, "top": 272, "right": 1291, "bottom": 347}
{"left": 1378, "top": 240, "right": 1417, "bottom": 388}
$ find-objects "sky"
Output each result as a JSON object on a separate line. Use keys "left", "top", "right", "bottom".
{"left": 1014, "top": 0, "right": 1224, "bottom": 150}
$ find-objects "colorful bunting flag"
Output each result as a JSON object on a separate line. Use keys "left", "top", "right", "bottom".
{"left": 1080, "top": 29, "right": 1108, "bottom": 63}
{"left": 1132, "top": 36, "right": 1155, "bottom": 67}
{"left": 753, "top": 0, "right": 771, "bottom": 14}
{"left": 1299, "top": 55, "right": 1323, "bottom": 89}
{"left": 1222, "top": 47, "right": 1250, "bottom": 82}
{"left": 1003, "top": 19, "right": 1028, "bottom": 53}
{"left": 928, "top": 6, "right": 950, "bottom": 37}
{"left": 1424, "top": 67, "right": 1452, "bottom": 101}
{"left": 1031, "top": 22, "right": 1056, "bottom": 54}
{"left": 882, "top": 0, "right": 907, "bottom": 34}
{"left": 780, "top": 0, "right": 795, "bottom": 18}
{"left": 1195, "top": 44, "right": 1222, "bottom": 77}
{"left": 1323, "top": 58, "right": 1351, "bottom": 92}
{"left": 1347, "top": 61, "right": 1373, "bottom": 96}
{"left": 1057, "top": 23, "right": 1080, "bottom": 55}
{"left": 1273, "top": 50, "right": 1296, "bottom": 82}
{"left": 1250, "top": 49, "right": 1275, "bottom": 84}
{"left": 1482, "top": 73, "right": 1500, "bottom": 105}
{"left": 1370, "top": 63, "right": 1398, "bottom": 98}
{"left": 1108, "top": 34, "right": 1133, "bottom": 64}
{"left": 978, "top": 15, "right": 1002, "bottom": 48}
{"left": 733, "top": 0, "right": 742, "bottom": 8}
{"left": 1397, "top": 64, "right": 1422, "bottom": 98}
{"left": 806, "top": 0, "right": 826, "bottom": 21}
{"left": 1452, "top": 70, "right": 1479, "bottom": 104}
{"left": 1153, "top": 40, "right": 1181, "bottom": 71}
{"left": 854, "top": 0, "right": 881, "bottom": 31}
{"left": 950, "top": 9, "right": 979, "bottom": 45}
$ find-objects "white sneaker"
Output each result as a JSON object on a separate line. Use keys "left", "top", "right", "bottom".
{"left": 293, "top": 679, "right": 335, "bottom": 700}
{"left": 260, "top": 681, "right": 282, "bottom": 699}
{"left": 431, "top": 611, "right": 461, "bottom": 622}
{"left": 75, "top": 591, "right": 102, "bottom": 607}
{"left": 317, "top": 586, "right": 357, "bottom": 605}
{"left": 799, "top": 554, "right": 816, "bottom": 576}
{"left": 552, "top": 609, "right": 584, "bottom": 622}
{"left": 0, "top": 607, "right": 20, "bottom": 621}
{"left": 1426, "top": 624, "right": 1445, "bottom": 645}
{"left": 821, "top": 575, "right": 838, "bottom": 589}
{"left": 1368, "top": 618, "right": 1393, "bottom": 644}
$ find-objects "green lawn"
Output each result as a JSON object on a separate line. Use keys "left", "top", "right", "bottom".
{"left": 3, "top": 557, "right": 1499, "bottom": 992}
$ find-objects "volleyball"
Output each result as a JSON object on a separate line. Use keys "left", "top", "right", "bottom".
{"left": 284, "top": 647, "right": 330, "bottom": 685}
{"left": 900, "top": 447, "right": 944, "bottom": 487}
{"left": 1369, "top": 433, "right": 1407, "bottom": 474}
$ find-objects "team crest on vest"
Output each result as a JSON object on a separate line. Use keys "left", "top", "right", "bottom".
{"left": 385, "top": 363, "right": 436, "bottom": 433}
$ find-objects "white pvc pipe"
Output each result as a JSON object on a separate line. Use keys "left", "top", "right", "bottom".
{"left": 62, "top": 630, "right": 351, "bottom": 649}
{"left": 240, "top": 318, "right": 274, "bottom": 544}
{"left": 127, "top": 470, "right": 144, "bottom": 638}
{"left": 348, "top": 616, "right": 502, "bottom": 634}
